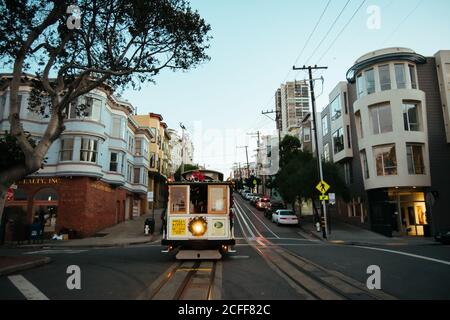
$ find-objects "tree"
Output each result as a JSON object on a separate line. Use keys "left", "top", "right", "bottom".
{"left": 279, "top": 135, "right": 302, "bottom": 168}
{"left": 275, "top": 150, "right": 349, "bottom": 215}
{"left": 174, "top": 164, "right": 199, "bottom": 181}
{"left": 0, "top": 0, "right": 211, "bottom": 238}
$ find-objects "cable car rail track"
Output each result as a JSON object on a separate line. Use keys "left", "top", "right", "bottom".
{"left": 233, "top": 196, "right": 397, "bottom": 300}
{"left": 138, "top": 260, "right": 220, "bottom": 300}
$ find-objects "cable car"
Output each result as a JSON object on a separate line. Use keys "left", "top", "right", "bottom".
{"left": 161, "top": 170, "right": 235, "bottom": 260}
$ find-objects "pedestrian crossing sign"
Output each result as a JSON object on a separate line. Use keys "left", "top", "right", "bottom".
{"left": 316, "top": 180, "right": 330, "bottom": 194}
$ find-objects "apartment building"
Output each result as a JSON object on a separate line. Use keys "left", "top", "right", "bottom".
{"left": 1, "top": 75, "right": 153, "bottom": 238}
{"left": 276, "top": 81, "right": 310, "bottom": 135}
{"left": 320, "top": 48, "right": 450, "bottom": 237}
{"left": 133, "top": 113, "right": 171, "bottom": 209}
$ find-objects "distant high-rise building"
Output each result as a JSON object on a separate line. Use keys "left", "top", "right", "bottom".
{"left": 275, "top": 81, "right": 310, "bottom": 135}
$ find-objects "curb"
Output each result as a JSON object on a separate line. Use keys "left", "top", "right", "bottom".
{"left": 0, "top": 257, "right": 52, "bottom": 277}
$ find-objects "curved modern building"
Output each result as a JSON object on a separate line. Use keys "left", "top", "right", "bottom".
{"left": 320, "top": 48, "right": 450, "bottom": 237}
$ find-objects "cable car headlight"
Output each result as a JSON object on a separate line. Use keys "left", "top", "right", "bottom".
{"left": 188, "top": 217, "right": 208, "bottom": 237}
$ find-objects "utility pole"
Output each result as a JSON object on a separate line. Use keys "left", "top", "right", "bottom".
{"left": 237, "top": 145, "right": 250, "bottom": 180}
{"left": 293, "top": 64, "right": 329, "bottom": 239}
{"left": 180, "top": 123, "right": 186, "bottom": 175}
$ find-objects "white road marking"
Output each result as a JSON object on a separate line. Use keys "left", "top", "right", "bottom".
{"left": 24, "top": 249, "right": 87, "bottom": 255}
{"left": 237, "top": 200, "right": 280, "bottom": 239}
{"left": 234, "top": 201, "right": 263, "bottom": 238}
{"left": 228, "top": 256, "right": 250, "bottom": 259}
{"left": 234, "top": 204, "right": 256, "bottom": 239}
{"left": 8, "top": 275, "right": 49, "bottom": 300}
{"left": 354, "top": 246, "right": 450, "bottom": 266}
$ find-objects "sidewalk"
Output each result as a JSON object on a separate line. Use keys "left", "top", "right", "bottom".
{"left": 9, "top": 209, "right": 164, "bottom": 249}
{"left": 300, "top": 217, "right": 437, "bottom": 246}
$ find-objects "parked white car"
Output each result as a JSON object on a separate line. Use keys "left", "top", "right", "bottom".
{"left": 272, "top": 210, "right": 299, "bottom": 226}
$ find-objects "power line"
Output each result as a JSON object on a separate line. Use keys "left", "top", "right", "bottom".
{"left": 303, "top": 0, "right": 352, "bottom": 66}
{"left": 381, "top": 0, "right": 424, "bottom": 46}
{"left": 253, "top": 0, "right": 334, "bottom": 126}
{"left": 317, "top": 0, "right": 368, "bottom": 65}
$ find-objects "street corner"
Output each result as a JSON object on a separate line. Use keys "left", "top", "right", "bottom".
{"left": 0, "top": 255, "right": 52, "bottom": 277}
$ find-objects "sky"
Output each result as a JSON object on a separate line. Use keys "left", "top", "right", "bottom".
{"left": 121, "top": 0, "right": 450, "bottom": 177}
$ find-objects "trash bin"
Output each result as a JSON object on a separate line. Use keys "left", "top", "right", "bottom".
{"left": 144, "top": 218, "right": 155, "bottom": 235}
{"left": 30, "top": 222, "right": 43, "bottom": 244}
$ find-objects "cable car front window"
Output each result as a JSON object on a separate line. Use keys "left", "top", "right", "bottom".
{"left": 169, "top": 186, "right": 188, "bottom": 214}
{"left": 189, "top": 185, "right": 208, "bottom": 214}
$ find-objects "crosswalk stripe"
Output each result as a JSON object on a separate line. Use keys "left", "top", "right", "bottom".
{"left": 8, "top": 275, "right": 49, "bottom": 300}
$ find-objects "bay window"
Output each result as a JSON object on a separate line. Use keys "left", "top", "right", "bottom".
{"left": 60, "top": 138, "right": 74, "bottom": 161}
{"left": 80, "top": 138, "right": 98, "bottom": 163}
{"left": 357, "top": 74, "right": 365, "bottom": 98}
{"left": 361, "top": 150, "right": 369, "bottom": 179}
{"left": 406, "top": 144, "right": 425, "bottom": 175}
{"left": 395, "top": 64, "right": 406, "bottom": 89}
{"left": 403, "top": 102, "right": 420, "bottom": 131}
{"left": 409, "top": 65, "right": 417, "bottom": 89}
{"left": 373, "top": 144, "right": 397, "bottom": 176}
{"left": 370, "top": 103, "right": 393, "bottom": 134}
{"left": 330, "top": 95, "right": 341, "bottom": 121}
{"left": 365, "top": 69, "right": 375, "bottom": 94}
{"left": 379, "top": 65, "right": 391, "bottom": 91}
{"left": 333, "top": 128, "right": 344, "bottom": 155}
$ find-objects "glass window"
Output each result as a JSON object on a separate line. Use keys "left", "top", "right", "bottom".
{"left": 365, "top": 69, "right": 375, "bottom": 94}
{"left": 407, "top": 144, "right": 425, "bottom": 175}
{"left": 169, "top": 186, "right": 188, "bottom": 214}
{"left": 323, "top": 143, "right": 330, "bottom": 162}
{"left": 446, "top": 64, "right": 450, "bottom": 85}
{"left": 135, "top": 139, "right": 142, "bottom": 156}
{"left": 60, "top": 138, "right": 74, "bottom": 161}
{"left": 409, "top": 65, "right": 417, "bottom": 89}
{"left": 379, "top": 65, "right": 391, "bottom": 91}
{"left": 110, "top": 152, "right": 118, "bottom": 172}
{"left": 330, "top": 95, "right": 341, "bottom": 121}
{"left": 80, "top": 138, "right": 98, "bottom": 163}
{"left": 150, "top": 152, "right": 156, "bottom": 168}
{"left": 355, "top": 111, "right": 364, "bottom": 139}
{"left": 403, "top": 102, "right": 420, "bottom": 131}
{"left": 373, "top": 144, "right": 397, "bottom": 176}
{"left": 189, "top": 185, "right": 208, "bottom": 213}
{"left": 346, "top": 125, "right": 351, "bottom": 148}
{"left": 322, "top": 115, "right": 329, "bottom": 136}
{"left": 127, "top": 163, "right": 132, "bottom": 182}
{"left": 208, "top": 185, "right": 227, "bottom": 214}
{"left": 357, "top": 74, "right": 365, "bottom": 98}
{"left": 303, "top": 127, "right": 311, "bottom": 142}
{"left": 112, "top": 116, "right": 122, "bottom": 138}
{"left": 84, "top": 97, "right": 102, "bottom": 121}
{"left": 128, "top": 134, "right": 134, "bottom": 153}
{"left": 370, "top": 103, "right": 393, "bottom": 134}
{"left": 395, "top": 63, "right": 406, "bottom": 89}
{"left": 344, "top": 162, "right": 353, "bottom": 184}
{"left": 361, "top": 150, "right": 369, "bottom": 179}
{"left": 332, "top": 128, "right": 344, "bottom": 155}
{"left": 133, "top": 167, "right": 140, "bottom": 184}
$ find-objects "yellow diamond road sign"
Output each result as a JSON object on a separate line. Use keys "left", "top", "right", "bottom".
{"left": 320, "top": 195, "right": 329, "bottom": 201}
{"left": 316, "top": 180, "right": 331, "bottom": 194}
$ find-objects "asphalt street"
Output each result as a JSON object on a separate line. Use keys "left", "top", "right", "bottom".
{"left": 0, "top": 194, "right": 449, "bottom": 300}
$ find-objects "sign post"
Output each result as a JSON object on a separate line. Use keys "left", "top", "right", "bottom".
{"left": 316, "top": 180, "right": 331, "bottom": 239}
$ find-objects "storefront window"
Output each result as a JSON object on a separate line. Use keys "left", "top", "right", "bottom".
{"left": 169, "top": 186, "right": 188, "bottom": 214}
{"left": 34, "top": 188, "right": 59, "bottom": 201}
